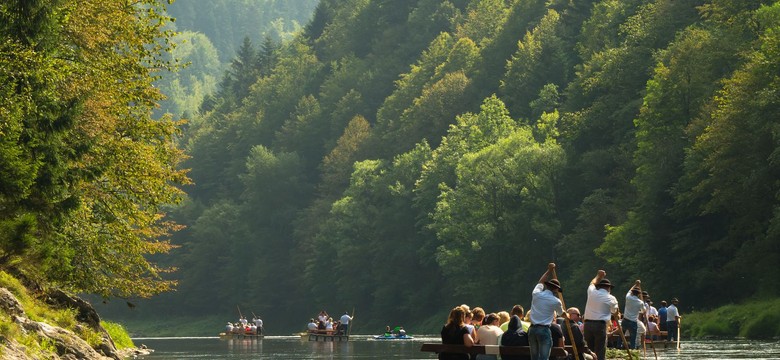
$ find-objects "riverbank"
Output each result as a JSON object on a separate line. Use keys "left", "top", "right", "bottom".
{"left": 683, "top": 298, "right": 780, "bottom": 339}
{"left": 0, "top": 271, "right": 136, "bottom": 359}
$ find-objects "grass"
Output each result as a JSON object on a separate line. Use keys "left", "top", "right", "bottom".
{"left": 102, "top": 321, "right": 135, "bottom": 349}
{"left": 683, "top": 298, "right": 780, "bottom": 339}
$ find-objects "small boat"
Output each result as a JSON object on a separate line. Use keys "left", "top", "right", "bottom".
{"left": 373, "top": 334, "right": 414, "bottom": 340}
{"left": 219, "top": 332, "right": 264, "bottom": 339}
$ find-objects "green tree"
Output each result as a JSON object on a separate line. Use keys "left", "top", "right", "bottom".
{"left": 432, "top": 127, "right": 565, "bottom": 306}
{"left": 501, "top": 9, "right": 570, "bottom": 119}
{"left": 1, "top": 0, "right": 188, "bottom": 298}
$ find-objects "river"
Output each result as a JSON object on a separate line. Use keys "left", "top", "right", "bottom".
{"left": 132, "top": 336, "right": 780, "bottom": 359}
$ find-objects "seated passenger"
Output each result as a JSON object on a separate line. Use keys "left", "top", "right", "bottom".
{"left": 500, "top": 315, "right": 529, "bottom": 360}
{"left": 440, "top": 306, "right": 474, "bottom": 360}
{"left": 307, "top": 318, "right": 318, "bottom": 332}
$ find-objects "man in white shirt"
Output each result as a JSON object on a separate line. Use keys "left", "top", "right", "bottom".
{"left": 666, "top": 298, "right": 681, "bottom": 341}
{"left": 583, "top": 270, "right": 618, "bottom": 360}
{"left": 253, "top": 316, "right": 263, "bottom": 335}
{"left": 339, "top": 312, "right": 352, "bottom": 335}
{"left": 307, "top": 318, "right": 318, "bottom": 332}
{"left": 623, "top": 280, "right": 643, "bottom": 349}
{"left": 529, "top": 263, "right": 566, "bottom": 360}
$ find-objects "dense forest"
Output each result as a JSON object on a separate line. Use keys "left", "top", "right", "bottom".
{"left": 152, "top": 0, "right": 318, "bottom": 121}
{"left": 3, "top": 0, "right": 779, "bottom": 336}
{"left": 133, "top": 0, "right": 779, "bottom": 333}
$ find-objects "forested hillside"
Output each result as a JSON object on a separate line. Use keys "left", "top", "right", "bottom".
{"left": 153, "top": 0, "right": 318, "bottom": 120}
{"left": 112, "top": 0, "right": 778, "bottom": 334}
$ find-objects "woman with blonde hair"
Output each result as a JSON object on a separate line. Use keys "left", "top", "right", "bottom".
{"left": 440, "top": 306, "right": 474, "bottom": 359}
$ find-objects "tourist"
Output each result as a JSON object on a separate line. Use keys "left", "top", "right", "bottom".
{"left": 658, "top": 301, "right": 668, "bottom": 332}
{"left": 666, "top": 298, "right": 681, "bottom": 341}
{"left": 647, "top": 315, "right": 662, "bottom": 340}
{"left": 476, "top": 313, "right": 503, "bottom": 359}
{"left": 461, "top": 306, "right": 477, "bottom": 343}
{"left": 307, "top": 318, "right": 318, "bottom": 332}
{"left": 472, "top": 307, "right": 486, "bottom": 327}
{"left": 636, "top": 314, "right": 647, "bottom": 344}
{"left": 623, "top": 280, "right": 643, "bottom": 349}
{"left": 583, "top": 270, "right": 618, "bottom": 360}
{"left": 318, "top": 310, "right": 329, "bottom": 323}
{"left": 500, "top": 315, "right": 529, "bottom": 360}
{"left": 226, "top": 322, "right": 234, "bottom": 333}
{"left": 440, "top": 306, "right": 474, "bottom": 360}
{"left": 501, "top": 305, "right": 530, "bottom": 332}
{"left": 560, "top": 307, "right": 597, "bottom": 360}
{"left": 528, "top": 263, "right": 566, "bottom": 360}
{"left": 497, "top": 311, "right": 510, "bottom": 329}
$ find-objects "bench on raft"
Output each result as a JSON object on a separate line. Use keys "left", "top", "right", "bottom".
{"left": 420, "top": 343, "right": 571, "bottom": 358}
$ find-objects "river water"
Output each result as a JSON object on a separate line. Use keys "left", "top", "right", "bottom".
{"left": 133, "top": 336, "right": 780, "bottom": 359}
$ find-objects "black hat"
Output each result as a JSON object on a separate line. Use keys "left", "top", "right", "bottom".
{"left": 631, "top": 288, "right": 640, "bottom": 294}
{"left": 596, "top": 278, "right": 613, "bottom": 288}
{"left": 545, "top": 279, "right": 563, "bottom": 292}
{"left": 672, "top": 298, "right": 679, "bottom": 303}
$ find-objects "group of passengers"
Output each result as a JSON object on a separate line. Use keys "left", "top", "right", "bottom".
{"left": 225, "top": 315, "right": 264, "bottom": 335}
{"left": 306, "top": 310, "right": 353, "bottom": 335}
{"left": 439, "top": 264, "right": 681, "bottom": 360}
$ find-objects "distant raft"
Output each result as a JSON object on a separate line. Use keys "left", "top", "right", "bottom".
{"left": 219, "top": 332, "right": 264, "bottom": 339}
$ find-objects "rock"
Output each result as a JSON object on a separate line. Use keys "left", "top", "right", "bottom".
{"left": 0, "top": 287, "right": 24, "bottom": 316}
{"left": 15, "top": 316, "right": 116, "bottom": 359}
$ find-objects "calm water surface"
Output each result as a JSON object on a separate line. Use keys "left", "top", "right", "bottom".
{"left": 133, "top": 336, "right": 780, "bottom": 360}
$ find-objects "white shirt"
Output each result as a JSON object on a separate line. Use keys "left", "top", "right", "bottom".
{"left": 477, "top": 324, "right": 503, "bottom": 345}
{"left": 624, "top": 291, "right": 644, "bottom": 321}
{"left": 340, "top": 314, "right": 352, "bottom": 324}
{"left": 666, "top": 304, "right": 679, "bottom": 321}
{"left": 307, "top": 322, "right": 318, "bottom": 330}
{"left": 529, "top": 283, "right": 564, "bottom": 325}
{"left": 255, "top": 318, "right": 263, "bottom": 327}
{"left": 584, "top": 284, "right": 618, "bottom": 321}
{"left": 648, "top": 305, "right": 658, "bottom": 317}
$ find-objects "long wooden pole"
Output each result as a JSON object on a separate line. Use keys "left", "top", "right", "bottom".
{"left": 237, "top": 305, "right": 243, "bottom": 319}
{"left": 614, "top": 314, "right": 634, "bottom": 360}
{"left": 347, "top": 307, "right": 355, "bottom": 338}
{"left": 677, "top": 317, "right": 681, "bottom": 350}
{"left": 637, "top": 284, "right": 658, "bottom": 360}
{"left": 552, "top": 269, "right": 580, "bottom": 360}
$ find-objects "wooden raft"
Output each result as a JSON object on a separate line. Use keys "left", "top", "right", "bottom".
{"left": 420, "top": 343, "right": 570, "bottom": 357}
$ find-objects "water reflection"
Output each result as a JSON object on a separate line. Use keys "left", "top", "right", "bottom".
{"left": 134, "top": 337, "right": 780, "bottom": 359}
{"left": 225, "top": 337, "right": 262, "bottom": 353}
{"left": 634, "top": 339, "right": 780, "bottom": 360}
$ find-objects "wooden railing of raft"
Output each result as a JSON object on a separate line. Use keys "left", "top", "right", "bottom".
{"left": 420, "top": 343, "right": 571, "bottom": 357}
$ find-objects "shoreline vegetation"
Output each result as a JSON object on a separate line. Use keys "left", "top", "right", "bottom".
{"left": 683, "top": 298, "right": 780, "bottom": 340}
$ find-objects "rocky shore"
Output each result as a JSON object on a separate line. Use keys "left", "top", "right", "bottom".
{"left": 0, "top": 287, "right": 130, "bottom": 359}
